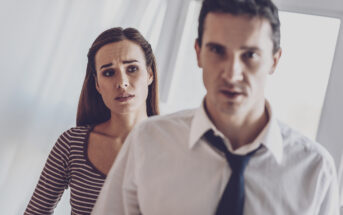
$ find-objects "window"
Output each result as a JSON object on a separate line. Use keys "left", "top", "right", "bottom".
{"left": 266, "top": 12, "right": 340, "bottom": 139}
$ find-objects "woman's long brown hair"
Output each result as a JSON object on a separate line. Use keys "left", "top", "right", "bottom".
{"left": 76, "top": 27, "right": 159, "bottom": 126}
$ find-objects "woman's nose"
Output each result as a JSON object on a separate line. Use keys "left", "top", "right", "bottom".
{"left": 116, "top": 71, "right": 129, "bottom": 89}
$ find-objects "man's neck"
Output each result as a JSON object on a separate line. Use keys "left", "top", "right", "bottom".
{"left": 205, "top": 100, "right": 269, "bottom": 150}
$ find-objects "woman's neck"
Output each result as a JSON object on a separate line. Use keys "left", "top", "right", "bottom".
{"left": 94, "top": 109, "right": 148, "bottom": 142}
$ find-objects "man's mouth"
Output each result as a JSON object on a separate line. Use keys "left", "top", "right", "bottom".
{"left": 220, "top": 89, "right": 244, "bottom": 99}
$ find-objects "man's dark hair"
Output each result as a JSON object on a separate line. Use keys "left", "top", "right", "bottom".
{"left": 197, "top": 0, "right": 281, "bottom": 53}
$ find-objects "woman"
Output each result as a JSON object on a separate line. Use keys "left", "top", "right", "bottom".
{"left": 24, "top": 27, "right": 159, "bottom": 214}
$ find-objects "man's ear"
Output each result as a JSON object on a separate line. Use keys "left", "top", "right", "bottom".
{"left": 147, "top": 67, "right": 153, "bottom": 85}
{"left": 269, "top": 48, "right": 282, "bottom": 75}
{"left": 194, "top": 39, "right": 202, "bottom": 68}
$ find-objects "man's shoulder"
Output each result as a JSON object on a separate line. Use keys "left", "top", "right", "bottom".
{"left": 278, "top": 120, "right": 324, "bottom": 152}
{"left": 128, "top": 108, "right": 196, "bottom": 145}
{"left": 278, "top": 121, "right": 336, "bottom": 174}
{"left": 140, "top": 108, "right": 196, "bottom": 129}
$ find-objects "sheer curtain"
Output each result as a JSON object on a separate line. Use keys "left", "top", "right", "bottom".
{"left": 0, "top": 0, "right": 192, "bottom": 214}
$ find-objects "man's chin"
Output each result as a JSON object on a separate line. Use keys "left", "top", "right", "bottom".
{"left": 217, "top": 102, "right": 244, "bottom": 115}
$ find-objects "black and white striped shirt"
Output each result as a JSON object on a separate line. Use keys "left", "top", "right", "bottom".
{"left": 25, "top": 126, "right": 106, "bottom": 215}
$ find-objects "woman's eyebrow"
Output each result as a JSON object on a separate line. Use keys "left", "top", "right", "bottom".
{"left": 100, "top": 63, "right": 112, "bottom": 69}
{"left": 100, "top": 59, "right": 139, "bottom": 70}
{"left": 122, "top": 59, "right": 138, "bottom": 64}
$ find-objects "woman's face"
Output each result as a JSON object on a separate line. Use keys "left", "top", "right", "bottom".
{"left": 94, "top": 40, "right": 153, "bottom": 115}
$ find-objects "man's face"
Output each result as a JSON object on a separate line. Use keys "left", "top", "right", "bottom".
{"left": 195, "top": 13, "right": 281, "bottom": 118}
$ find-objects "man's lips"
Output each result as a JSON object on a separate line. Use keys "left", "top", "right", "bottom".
{"left": 220, "top": 89, "right": 244, "bottom": 98}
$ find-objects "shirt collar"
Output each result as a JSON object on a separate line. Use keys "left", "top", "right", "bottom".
{"left": 258, "top": 101, "right": 283, "bottom": 164}
{"left": 189, "top": 100, "right": 283, "bottom": 164}
{"left": 189, "top": 102, "right": 214, "bottom": 149}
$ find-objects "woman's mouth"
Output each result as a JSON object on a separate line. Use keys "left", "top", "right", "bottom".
{"left": 115, "top": 94, "right": 135, "bottom": 102}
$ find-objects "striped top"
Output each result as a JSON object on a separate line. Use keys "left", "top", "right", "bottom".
{"left": 24, "top": 126, "right": 107, "bottom": 215}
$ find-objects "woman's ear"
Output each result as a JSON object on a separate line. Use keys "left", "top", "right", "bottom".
{"left": 94, "top": 73, "right": 101, "bottom": 93}
{"left": 147, "top": 67, "right": 153, "bottom": 85}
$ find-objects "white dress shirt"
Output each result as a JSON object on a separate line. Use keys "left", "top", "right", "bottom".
{"left": 339, "top": 154, "right": 343, "bottom": 208}
{"left": 92, "top": 103, "right": 339, "bottom": 215}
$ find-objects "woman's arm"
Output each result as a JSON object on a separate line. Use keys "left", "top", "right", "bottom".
{"left": 24, "top": 131, "right": 71, "bottom": 214}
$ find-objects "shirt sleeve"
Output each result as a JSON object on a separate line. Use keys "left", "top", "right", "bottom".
{"left": 92, "top": 127, "right": 140, "bottom": 215}
{"left": 24, "top": 131, "right": 70, "bottom": 215}
{"left": 338, "top": 154, "right": 343, "bottom": 208}
{"left": 318, "top": 158, "right": 340, "bottom": 215}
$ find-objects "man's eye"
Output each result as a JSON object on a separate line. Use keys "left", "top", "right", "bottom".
{"left": 209, "top": 45, "right": 225, "bottom": 55}
{"left": 243, "top": 51, "right": 257, "bottom": 59}
{"left": 102, "top": 69, "right": 114, "bottom": 77}
{"left": 127, "top": 65, "right": 138, "bottom": 73}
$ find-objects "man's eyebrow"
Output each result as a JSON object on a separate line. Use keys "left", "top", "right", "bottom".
{"left": 205, "top": 42, "right": 261, "bottom": 51}
{"left": 205, "top": 42, "right": 225, "bottom": 48}
{"left": 240, "top": 46, "right": 261, "bottom": 51}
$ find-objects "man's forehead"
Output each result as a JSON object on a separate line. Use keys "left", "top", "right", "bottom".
{"left": 201, "top": 12, "right": 273, "bottom": 48}
{"left": 204, "top": 12, "right": 270, "bottom": 33}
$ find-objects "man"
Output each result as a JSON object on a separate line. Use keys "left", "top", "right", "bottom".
{"left": 92, "top": 0, "right": 339, "bottom": 214}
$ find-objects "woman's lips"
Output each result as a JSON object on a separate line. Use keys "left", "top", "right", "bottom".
{"left": 115, "top": 95, "right": 135, "bottom": 102}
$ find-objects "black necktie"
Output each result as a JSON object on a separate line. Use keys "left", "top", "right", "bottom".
{"left": 203, "top": 130, "right": 260, "bottom": 215}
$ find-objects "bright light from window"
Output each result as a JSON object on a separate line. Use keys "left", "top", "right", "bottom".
{"left": 266, "top": 12, "right": 340, "bottom": 139}
{"left": 164, "top": 1, "right": 341, "bottom": 140}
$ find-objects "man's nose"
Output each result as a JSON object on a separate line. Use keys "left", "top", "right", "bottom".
{"left": 222, "top": 56, "right": 244, "bottom": 82}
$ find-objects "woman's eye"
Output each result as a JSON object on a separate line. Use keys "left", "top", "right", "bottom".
{"left": 102, "top": 69, "right": 114, "bottom": 77}
{"left": 127, "top": 65, "right": 138, "bottom": 73}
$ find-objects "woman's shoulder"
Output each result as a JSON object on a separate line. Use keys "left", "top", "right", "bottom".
{"left": 67, "top": 125, "right": 93, "bottom": 134}
{"left": 57, "top": 125, "right": 93, "bottom": 143}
